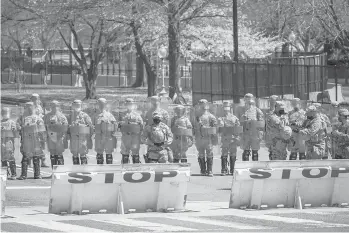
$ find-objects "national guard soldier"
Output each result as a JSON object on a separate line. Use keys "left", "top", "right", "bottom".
{"left": 299, "top": 105, "right": 327, "bottom": 160}
{"left": 218, "top": 101, "right": 241, "bottom": 176}
{"left": 265, "top": 95, "right": 279, "bottom": 160}
{"left": 1, "top": 107, "right": 20, "bottom": 180}
{"left": 119, "top": 98, "right": 144, "bottom": 164}
{"left": 331, "top": 108, "right": 349, "bottom": 157}
{"left": 94, "top": 98, "right": 118, "bottom": 164}
{"left": 30, "top": 93, "right": 49, "bottom": 168}
{"left": 170, "top": 105, "right": 193, "bottom": 163}
{"left": 17, "top": 102, "right": 46, "bottom": 180}
{"left": 68, "top": 100, "right": 93, "bottom": 165}
{"left": 144, "top": 96, "right": 169, "bottom": 126}
{"left": 141, "top": 112, "right": 173, "bottom": 163}
{"left": 44, "top": 100, "right": 68, "bottom": 168}
{"left": 267, "top": 101, "right": 292, "bottom": 160}
{"left": 240, "top": 94, "right": 265, "bottom": 161}
{"left": 195, "top": 99, "right": 218, "bottom": 177}
{"left": 288, "top": 98, "right": 307, "bottom": 160}
{"left": 313, "top": 102, "right": 332, "bottom": 159}
{"left": 331, "top": 109, "right": 349, "bottom": 159}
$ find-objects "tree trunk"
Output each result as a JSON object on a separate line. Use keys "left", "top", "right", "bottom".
{"left": 126, "top": 52, "right": 133, "bottom": 86}
{"left": 168, "top": 4, "right": 181, "bottom": 99}
{"left": 132, "top": 53, "right": 144, "bottom": 87}
{"left": 83, "top": 68, "right": 98, "bottom": 100}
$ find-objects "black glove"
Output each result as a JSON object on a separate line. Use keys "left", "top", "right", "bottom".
{"left": 293, "top": 128, "right": 299, "bottom": 133}
{"left": 154, "top": 142, "right": 164, "bottom": 147}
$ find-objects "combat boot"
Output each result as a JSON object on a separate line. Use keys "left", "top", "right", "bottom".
{"left": 8, "top": 161, "right": 17, "bottom": 180}
{"left": 56, "top": 155, "right": 64, "bottom": 165}
{"left": 80, "top": 155, "right": 88, "bottom": 165}
{"left": 242, "top": 150, "right": 250, "bottom": 161}
{"left": 198, "top": 157, "right": 206, "bottom": 175}
{"left": 33, "top": 157, "right": 42, "bottom": 179}
{"left": 229, "top": 156, "right": 236, "bottom": 176}
{"left": 252, "top": 150, "right": 259, "bottom": 161}
{"left": 41, "top": 157, "right": 49, "bottom": 168}
{"left": 173, "top": 159, "right": 180, "bottom": 163}
{"left": 122, "top": 154, "right": 129, "bottom": 164}
{"left": 96, "top": 153, "right": 104, "bottom": 164}
{"left": 50, "top": 155, "right": 57, "bottom": 169}
{"left": 220, "top": 157, "right": 228, "bottom": 176}
{"left": 206, "top": 157, "right": 214, "bottom": 177}
{"left": 72, "top": 155, "right": 80, "bottom": 165}
{"left": 289, "top": 152, "right": 297, "bottom": 160}
{"left": 106, "top": 154, "right": 113, "bottom": 164}
{"left": 268, "top": 151, "right": 272, "bottom": 160}
{"left": 180, "top": 158, "right": 188, "bottom": 163}
{"left": 299, "top": 153, "right": 306, "bottom": 160}
{"left": 17, "top": 158, "right": 28, "bottom": 180}
{"left": 132, "top": 155, "right": 140, "bottom": 164}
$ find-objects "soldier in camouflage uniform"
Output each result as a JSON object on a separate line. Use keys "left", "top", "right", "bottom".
{"left": 218, "top": 101, "right": 241, "bottom": 176}
{"left": 68, "top": 100, "right": 93, "bottom": 165}
{"left": 44, "top": 100, "right": 68, "bottom": 168}
{"left": 313, "top": 103, "right": 332, "bottom": 159}
{"left": 170, "top": 105, "right": 193, "bottom": 163}
{"left": 1, "top": 107, "right": 20, "bottom": 180}
{"left": 299, "top": 105, "right": 327, "bottom": 160}
{"left": 30, "top": 93, "right": 49, "bottom": 168}
{"left": 141, "top": 112, "right": 173, "bottom": 163}
{"left": 144, "top": 96, "right": 169, "bottom": 126}
{"left": 267, "top": 101, "right": 292, "bottom": 160}
{"left": 265, "top": 95, "right": 279, "bottom": 160}
{"left": 240, "top": 94, "right": 264, "bottom": 161}
{"left": 94, "top": 98, "right": 118, "bottom": 164}
{"left": 331, "top": 109, "right": 349, "bottom": 159}
{"left": 119, "top": 98, "right": 143, "bottom": 164}
{"left": 195, "top": 99, "right": 218, "bottom": 177}
{"left": 17, "top": 102, "right": 46, "bottom": 180}
{"left": 288, "top": 98, "right": 307, "bottom": 160}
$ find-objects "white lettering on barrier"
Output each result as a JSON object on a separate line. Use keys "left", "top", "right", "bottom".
{"left": 235, "top": 167, "right": 349, "bottom": 181}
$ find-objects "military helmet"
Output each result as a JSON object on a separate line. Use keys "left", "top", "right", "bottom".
{"left": 51, "top": 100, "right": 60, "bottom": 107}
{"left": 244, "top": 93, "right": 254, "bottom": 99}
{"left": 1, "top": 107, "right": 10, "bottom": 115}
{"left": 152, "top": 111, "right": 161, "bottom": 119}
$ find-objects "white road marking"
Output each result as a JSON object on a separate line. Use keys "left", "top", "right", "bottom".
{"left": 95, "top": 218, "right": 197, "bottom": 232}
{"left": 14, "top": 220, "right": 113, "bottom": 233}
{"left": 6, "top": 186, "right": 51, "bottom": 190}
{"left": 162, "top": 215, "right": 271, "bottom": 230}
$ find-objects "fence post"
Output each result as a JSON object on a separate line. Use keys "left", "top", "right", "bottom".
{"left": 210, "top": 62, "right": 213, "bottom": 103}
{"left": 306, "top": 65, "right": 310, "bottom": 101}
{"left": 255, "top": 63, "right": 258, "bottom": 98}
{"left": 335, "top": 66, "right": 338, "bottom": 101}
{"left": 280, "top": 64, "right": 284, "bottom": 98}
{"left": 267, "top": 63, "right": 271, "bottom": 96}
{"left": 243, "top": 63, "right": 246, "bottom": 95}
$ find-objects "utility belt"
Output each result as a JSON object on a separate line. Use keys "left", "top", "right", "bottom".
{"left": 22, "top": 125, "right": 46, "bottom": 136}
{"left": 120, "top": 124, "right": 141, "bottom": 134}
{"left": 69, "top": 125, "right": 91, "bottom": 135}
{"left": 219, "top": 126, "right": 243, "bottom": 135}
{"left": 1, "top": 130, "right": 19, "bottom": 138}
{"left": 47, "top": 124, "right": 69, "bottom": 133}
{"left": 196, "top": 127, "right": 217, "bottom": 137}
{"left": 243, "top": 120, "right": 265, "bottom": 130}
{"left": 172, "top": 127, "right": 193, "bottom": 137}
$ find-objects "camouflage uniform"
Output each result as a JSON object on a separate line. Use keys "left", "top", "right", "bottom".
{"left": 240, "top": 94, "right": 264, "bottom": 161}
{"left": 68, "top": 100, "right": 93, "bottom": 165}
{"left": 119, "top": 98, "right": 143, "bottom": 164}
{"left": 1, "top": 108, "right": 20, "bottom": 180}
{"left": 141, "top": 112, "right": 173, "bottom": 163}
{"left": 331, "top": 109, "right": 349, "bottom": 159}
{"left": 17, "top": 102, "right": 46, "bottom": 180}
{"left": 144, "top": 96, "right": 169, "bottom": 126}
{"left": 44, "top": 100, "right": 68, "bottom": 168}
{"left": 267, "top": 102, "right": 292, "bottom": 160}
{"left": 314, "top": 103, "right": 332, "bottom": 159}
{"left": 218, "top": 101, "right": 241, "bottom": 176}
{"left": 195, "top": 99, "right": 218, "bottom": 177}
{"left": 288, "top": 98, "right": 307, "bottom": 160}
{"left": 170, "top": 105, "right": 193, "bottom": 163}
{"left": 265, "top": 95, "right": 279, "bottom": 160}
{"left": 299, "top": 105, "right": 326, "bottom": 160}
{"left": 30, "top": 93, "right": 48, "bottom": 168}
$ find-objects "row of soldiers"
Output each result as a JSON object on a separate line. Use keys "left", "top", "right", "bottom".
{"left": 1, "top": 92, "right": 348, "bottom": 180}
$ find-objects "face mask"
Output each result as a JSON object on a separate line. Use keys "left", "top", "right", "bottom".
{"left": 307, "top": 116, "right": 314, "bottom": 120}
{"left": 73, "top": 107, "right": 81, "bottom": 112}
{"left": 279, "top": 110, "right": 285, "bottom": 115}
{"left": 153, "top": 118, "right": 161, "bottom": 124}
